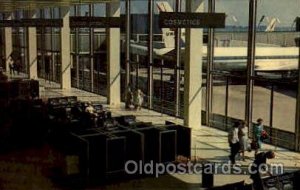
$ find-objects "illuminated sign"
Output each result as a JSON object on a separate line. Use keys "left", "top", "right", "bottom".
{"left": 159, "top": 12, "right": 225, "bottom": 28}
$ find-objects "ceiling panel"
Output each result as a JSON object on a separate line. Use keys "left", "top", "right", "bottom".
{"left": 0, "top": 0, "right": 116, "bottom": 13}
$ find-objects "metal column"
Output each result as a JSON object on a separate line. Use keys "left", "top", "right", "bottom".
{"left": 295, "top": 36, "right": 300, "bottom": 151}
{"left": 41, "top": 10, "right": 46, "bottom": 79}
{"left": 147, "top": 0, "right": 154, "bottom": 109}
{"left": 90, "top": 4, "right": 94, "bottom": 92}
{"left": 75, "top": 6, "right": 80, "bottom": 88}
{"left": 175, "top": 0, "right": 181, "bottom": 117}
{"left": 125, "top": 0, "right": 131, "bottom": 88}
{"left": 270, "top": 84, "right": 274, "bottom": 144}
{"left": 50, "top": 9, "right": 55, "bottom": 82}
{"left": 225, "top": 76, "right": 229, "bottom": 130}
{"left": 206, "top": 0, "right": 215, "bottom": 126}
{"left": 161, "top": 59, "right": 164, "bottom": 113}
{"left": 245, "top": 0, "right": 257, "bottom": 128}
{"left": 136, "top": 54, "right": 139, "bottom": 89}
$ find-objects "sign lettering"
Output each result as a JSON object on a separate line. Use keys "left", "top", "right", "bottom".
{"left": 70, "top": 16, "right": 121, "bottom": 28}
{"left": 159, "top": 12, "right": 225, "bottom": 28}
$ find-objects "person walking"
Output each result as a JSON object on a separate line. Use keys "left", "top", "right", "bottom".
{"left": 7, "top": 56, "right": 14, "bottom": 76}
{"left": 134, "top": 89, "right": 144, "bottom": 110}
{"left": 228, "top": 122, "right": 240, "bottom": 165}
{"left": 253, "top": 118, "right": 264, "bottom": 155}
{"left": 238, "top": 121, "right": 249, "bottom": 161}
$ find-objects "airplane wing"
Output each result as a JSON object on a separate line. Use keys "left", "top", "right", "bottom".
{"left": 255, "top": 59, "right": 298, "bottom": 71}
{"left": 130, "top": 42, "right": 174, "bottom": 57}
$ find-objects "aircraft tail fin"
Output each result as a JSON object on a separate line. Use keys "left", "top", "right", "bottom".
{"left": 265, "top": 17, "right": 279, "bottom": 32}
{"left": 156, "top": 1, "right": 174, "bottom": 12}
{"left": 156, "top": 1, "right": 175, "bottom": 48}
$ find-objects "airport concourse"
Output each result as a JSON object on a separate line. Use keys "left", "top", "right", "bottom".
{"left": 0, "top": 0, "right": 300, "bottom": 189}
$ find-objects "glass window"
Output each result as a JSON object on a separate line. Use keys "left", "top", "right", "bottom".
{"left": 252, "top": 0, "right": 298, "bottom": 150}
{"left": 44, "top": 8, "right": 51, "bottom": 19}
{"left": 79, "top": 4, "right": 90, "bottom": 16}
{"left": 70, "top": 6, "right": 75, "bottom": 17}
{"left": 210, "top": 0, "right": 249, "bottom": 129}
{"left": 53, "top": 8, "right": 60, "bottom": 19}
{"left": 93, "top": 3, "right": 106, "bottom": 16}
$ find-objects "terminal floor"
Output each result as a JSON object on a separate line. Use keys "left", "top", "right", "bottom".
{"left": 1, "top": 73, "right": 300, "bottom": 189}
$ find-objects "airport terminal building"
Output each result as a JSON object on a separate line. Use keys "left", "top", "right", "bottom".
{"left": 0, "top": 0, "right": 300, "bottom": 189}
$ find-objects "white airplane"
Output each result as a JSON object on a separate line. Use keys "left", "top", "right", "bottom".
{"left": 128, "top": 1, "right": 299, "bottom": 79}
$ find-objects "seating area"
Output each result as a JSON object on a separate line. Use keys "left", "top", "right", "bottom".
{"left": 46, "top": 96, "right": 191, "bottom": 184}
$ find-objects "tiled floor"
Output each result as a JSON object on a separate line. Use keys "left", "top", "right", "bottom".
{"left": 2, "top": 73, "right": 300, "bottom": 189}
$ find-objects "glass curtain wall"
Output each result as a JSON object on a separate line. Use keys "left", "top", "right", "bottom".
{"left": 71, "top": 3, "right": 108, "bottom": 96}
{"left": 51, "top": 8, "right": 61, "bottom": 83}
{"left": 70, "top": 6, "right": 77, "bottom": 87}
{"left": 77, "top": 5, "right": 92, "bottom": 92}
{"left": 210, "top": 0, "right": 249, "bottom": 131}
{"left": 93, "top": 3, "right": 107, "bottom": 96}
{"left": 126, "top": 0, "right": 207, "bottom": 119}
{"left": 37, "top": 8, "right": 61, "bottom": 83}
{"left": 0, "top": 19, "right": 4, "bottom": 70}
{"left": 0, "top": 14, "right": 4, "bottom": 70}
{"left": 12, "top": 10, "right": 28, "bottom": 77}
{"left": 37, "top": 11, "right": 44, "bottom": 79}
{"left": 251, "top": 0, "right": 299, "bottom": 149}
{"left": 152, "top": 0, "right": 176, "bottom": 116}
{"left": 129, "top": 0, "right": 149, "bottom": 107}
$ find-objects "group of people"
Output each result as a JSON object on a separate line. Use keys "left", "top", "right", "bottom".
{"left": 228, "top": 118, "right": 276, "bottom": 189}
{"left": 125, "top": 86, "right": 145, "bottom": 110}
{"left": 228, "top": 118, "right": 266, "bottom": 164}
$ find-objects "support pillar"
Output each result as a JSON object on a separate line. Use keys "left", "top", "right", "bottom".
{"left": 206, "top": 0, "right": 215, "bottom": 126}
{"left": 60, "top": 7, "right": 71, "bottom": 89}
{"left": 27, "top": 11, "right": 38, "bottom": 79}
{"left": 245, "top": 0, "right": 257, "bottom": 129}
{"left": 184, "top": 0, "right": 204, "bottom": 157}
{"left": 4, "top": 13, "right": 13, "bottom": 72}
{"left": 106, "top": 1, "right": 121, "bottom": 106}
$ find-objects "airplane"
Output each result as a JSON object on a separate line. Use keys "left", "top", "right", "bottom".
{"left": 127, "top": 1, "right": 299, "bottom": 80}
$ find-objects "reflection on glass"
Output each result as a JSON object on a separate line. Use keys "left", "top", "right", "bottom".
{"left": 94, "top": 4, "right": 106, "bottom": 17}
{"left": 254, "top": 0, "right": 298, "bottom": 144}
{"left": 78, "top": 56, "right": 91, "bottom": 91}
{"left": 252, "top": 81, "right": 271, "bottom": 128}
{"left": 227, "top": 76, "right": 246, "bottom": 129}
{"left": 211, "top": 75, "right": 227, "bottom": 130}
{"left": 79, "top": 4, "right": 90, "bottom": 17}
{"left": 273, "top": 85, "right": 296, "bottom": 133}
{"left": 79, "top": 30, "right": 90, "bottom": 53}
